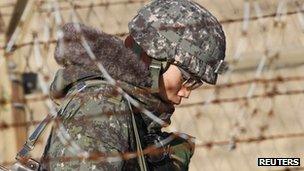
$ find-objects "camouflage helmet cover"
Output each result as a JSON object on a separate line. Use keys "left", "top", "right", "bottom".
{"left": 128, "top": 0, "right": 227, "bottom": 84}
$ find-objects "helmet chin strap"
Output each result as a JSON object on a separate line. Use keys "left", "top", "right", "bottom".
{"left": 149, "top": 59, "right": 162, "bottom": 93}
{"left": 126, "top": 35, "right": 170, "bottom": 93}
{"left": 148, "top": 59, "right": 169, "bottom": 93}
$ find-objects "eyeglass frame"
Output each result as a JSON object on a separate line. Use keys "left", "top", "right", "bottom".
{"left": 176, "top": 66, "right": 203, "bottom": 90}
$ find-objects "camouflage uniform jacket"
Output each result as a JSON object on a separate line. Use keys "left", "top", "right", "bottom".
{"left": 40, "top": 67, "right": 194, "bottom": 171}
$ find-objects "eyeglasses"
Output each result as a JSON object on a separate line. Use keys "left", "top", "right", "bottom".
{"left": 178, "top": 67, "right": 203, "bottom": 90}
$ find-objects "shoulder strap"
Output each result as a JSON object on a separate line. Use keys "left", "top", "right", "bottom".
{"left": 16, "top": 114, "right": 54, "bottom": 160}
{"left": 15, "top": 80, "right": 92, "bottom": 161}
{"left": 127, "top": 100, "right": 148, "bottom": 171}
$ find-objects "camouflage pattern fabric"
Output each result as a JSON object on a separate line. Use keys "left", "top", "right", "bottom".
{"left": 41, "top": 76, "right": 135, "bottom": 170}
{"left": 128, "top": 0, "right": 227, "bottom": 84}
{"left": 40, "top": 68, "right": 194, "bottom": 171}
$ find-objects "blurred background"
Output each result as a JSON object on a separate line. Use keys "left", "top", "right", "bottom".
{"left": 0, "top": 0, "right": 303, "bottom": 170}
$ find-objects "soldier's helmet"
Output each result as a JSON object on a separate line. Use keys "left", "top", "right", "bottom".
{"left": 128, "top": 0, "right": 228, "bottom": 85}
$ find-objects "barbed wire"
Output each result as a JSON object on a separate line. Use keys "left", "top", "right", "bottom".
{"left": 0, "top": 131, "right": 303, "bottom": 167}
{"left": 0, "top": 99, "right": 295, "bottom": 130}
{"left": 38, "top": 0, "right": 147, "bottom": 13}
{"left": 202, "top": 75, "right": 304, "bottom": 90}
{"left": 0, "top": 1, "right": 147, "bottom": 17}
{"left": 224, "top": 2, "right": 274, "bottom": 167}
{"left": 1, "top": 4, "right": 303, "bottom": 52}
{"left": 37, "top": 0, "right": 304, "bottom": 25}
{"left": 1, "top": 0, "right": 303, "bottom": 170}
{"left": 178, "top": 88, "right": 304, "bottom": 108}
{"left": 0, "top": 75, "right": 303, "bottom": 106}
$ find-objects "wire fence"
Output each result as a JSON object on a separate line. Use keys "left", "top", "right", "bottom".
{"left": 0, "top": 0, "right": 304, "bottom": 170}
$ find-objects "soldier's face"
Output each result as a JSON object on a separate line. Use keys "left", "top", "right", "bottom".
{"left": 159, "top": 65, "right": 191, "bottom": 105}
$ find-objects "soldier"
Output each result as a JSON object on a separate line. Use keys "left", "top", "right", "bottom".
{"left": 40, "top": 0, "right": 227, "bottom": 171}
{"left": 125, "top": 0, "right": 227, "bottom": 170}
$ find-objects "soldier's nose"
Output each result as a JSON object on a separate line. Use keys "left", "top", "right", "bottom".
{"left": 177, "top": 86, "right": 191, "bottom": 98}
